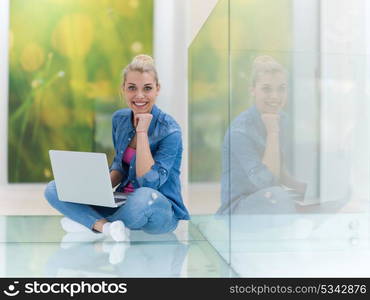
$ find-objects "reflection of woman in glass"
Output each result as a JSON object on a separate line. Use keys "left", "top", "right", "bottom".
{"left": 218, "top": 55, "right": 306, "bottom": 215}
{"left": 45, "top": 55, "right": 190, "bottom": 240}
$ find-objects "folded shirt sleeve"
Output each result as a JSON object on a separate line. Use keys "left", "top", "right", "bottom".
{"left": 136, "top": 131, "right": 181, "bottom": 189}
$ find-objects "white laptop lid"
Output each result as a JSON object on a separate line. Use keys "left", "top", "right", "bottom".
{"left": 49, "top": 150, "right": 117, "bottom": 207}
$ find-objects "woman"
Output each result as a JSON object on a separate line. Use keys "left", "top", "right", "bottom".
{"left": 45, "top": 55, "right": 190, "bottom": 241}
{"left": 217, "top": 55, "right": 306, "bottom": 215}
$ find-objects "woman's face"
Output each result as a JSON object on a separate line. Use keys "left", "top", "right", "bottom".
{"left": 251, "top": 72, "right": 287, "bottom": 114}
{"left": 123, "top": 71, "right": 160, "bottom": 114}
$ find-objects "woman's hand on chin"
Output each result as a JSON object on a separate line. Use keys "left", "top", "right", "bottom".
{"left": 261, "top": 113, "right": 280, "bottom": 134}
{"left": 134, "top": 113, "right": 153, "bottom": 133}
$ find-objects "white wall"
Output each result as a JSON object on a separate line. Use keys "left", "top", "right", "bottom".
{"left": 292, "top": 0, "right": 320, "bottom": 200}
{"left": 154, "top": 0, "right": 189, "bottom": 203}
{"left": 292, "top": 0, "right": 370, "bottom": 203}
{"left": 320, "top": 0, "right": 370, "bottom": 202}
{"left": 0, "top": 0, "right": 9, "bottom": 187}
{"left": 187, "top": 0, "right": 219, "bottom": 48}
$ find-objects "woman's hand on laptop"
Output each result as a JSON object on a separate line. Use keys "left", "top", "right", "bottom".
{"left": 110, "top": 170, "right": 123, "bottom": 188}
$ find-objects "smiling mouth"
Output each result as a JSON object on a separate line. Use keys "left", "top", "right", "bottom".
{"left": 265, "top": 102, "right": 280, "bottom": 108}
{"left": 132, "top": 101, "right": 149, "bottom": 108}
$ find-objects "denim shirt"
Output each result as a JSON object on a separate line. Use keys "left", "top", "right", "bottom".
{"left": 218, "top": 105, "right": 290, "bottom": 214}
{"left": 110, "top": 104, "right": 190, "bottom": 220}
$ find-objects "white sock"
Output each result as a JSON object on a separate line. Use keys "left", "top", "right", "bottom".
{"left": 102, "top": 222, "right": 112, "bottom": 235}
{"left": 60, "top": 217, "right": 90, "bottom": 233}
{"left": 102, "top": 221, "right": 126, "bottom": 242}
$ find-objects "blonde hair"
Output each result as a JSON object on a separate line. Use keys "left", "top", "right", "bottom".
{"left": 251, "top": 55, "right": 287, "bottom": 87}
{"left": 121, "top": 54, "right": 159, "bottom": 87}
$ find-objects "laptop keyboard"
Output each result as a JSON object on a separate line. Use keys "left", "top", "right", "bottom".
{"left": 113, "top": 192, "right": 128, "bottom": 203}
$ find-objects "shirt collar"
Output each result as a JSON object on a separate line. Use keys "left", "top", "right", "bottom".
{"left": 148, "top": 104, "right": 160, "bottom": 136}
{"left": 250, "top": 105, "right": 266, "bottom": 137}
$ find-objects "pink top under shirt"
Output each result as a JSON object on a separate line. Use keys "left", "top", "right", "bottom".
{"left": 122, "top": 146, "right": 136, "bottom": 193}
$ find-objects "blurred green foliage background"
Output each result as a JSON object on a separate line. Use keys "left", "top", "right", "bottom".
{"left": 9, "top": 0, "right": 153, "bottom": 182}
{"left": 189, "top": 0, "right": 291, "bottom": 182}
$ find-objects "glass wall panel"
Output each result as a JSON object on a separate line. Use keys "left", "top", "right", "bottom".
{"left": 188, "top": 0, "right": 231, "bottom": 263}
{"left": 228, "top": 0, "right": 370, "bottom": 276}
{"left": 190, "top": 0, "right": 370, "bottom": 276}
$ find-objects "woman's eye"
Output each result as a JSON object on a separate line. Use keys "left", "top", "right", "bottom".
{"left": 128, "top": 86, "right": 136, "bottom": 91}
{"left": 144, "top": 86, "right": 152, "bottom": 91}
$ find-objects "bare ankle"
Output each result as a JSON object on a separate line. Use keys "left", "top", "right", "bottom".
{"left": 93, "top": 219, "right": 108, "bottom": 232}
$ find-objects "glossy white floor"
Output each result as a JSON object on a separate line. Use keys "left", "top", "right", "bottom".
{"left": 0, "top": 216, "right": 236, "bottom": 277}
{"left": 192, "top": 212, "right": 370, "bottom": 277}
{"left": 1, "top": 211, "right": 370, "bottom": 278}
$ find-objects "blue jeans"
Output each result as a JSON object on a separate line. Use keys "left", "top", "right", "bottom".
{"left": 44, "top": 181, "right": 179, "bottom": 234}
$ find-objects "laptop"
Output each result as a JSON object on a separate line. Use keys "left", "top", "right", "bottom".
{"left": 49, "top": 150, "right": 128, "bottom": 208}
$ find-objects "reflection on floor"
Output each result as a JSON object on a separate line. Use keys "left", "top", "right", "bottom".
{"left": 2, "top": 213, "right": 370, "bottom": 277}
{"left": 0, "top": 216, "right": 236, "bottom": 277}
{"left": 192, "top": 213, "right": 370, "bottom": 277}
